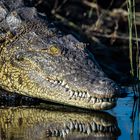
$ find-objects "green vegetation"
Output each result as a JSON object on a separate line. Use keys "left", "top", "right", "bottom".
{"left": 127, "top": 0, "right": 139, "bottom": 81}
{"left": 127, "top": 2, "right": 139, "bottom": 139}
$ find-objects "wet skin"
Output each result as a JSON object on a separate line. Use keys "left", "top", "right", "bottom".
{"left": 0, "top": 0, "right": 120, "bottom": 110}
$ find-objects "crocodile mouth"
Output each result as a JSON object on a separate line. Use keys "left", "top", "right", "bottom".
{"left": 45, "top": 78, "right": 118, "bottom": 110}
{"left": 68, "top": 91, "right": 117, "bottom": 110}
{"left": 66, "top": 89, "right": 117, "bottom": 110}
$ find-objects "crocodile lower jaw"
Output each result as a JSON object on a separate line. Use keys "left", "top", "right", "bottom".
{"left": 91, "top": 100, "right": 116, "bottom": 110}
{"left": 65, "top": 90, "right": 117, "bottom": 110}
{"left": 71, "top": 98, "right": 117, "bottom": 110}
{"left": 88, "top": 97, "right": 117, "bottom": 110}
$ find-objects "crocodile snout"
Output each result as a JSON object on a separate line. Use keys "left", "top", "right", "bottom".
{"left": 89, "top": 77, "right": 120, "bottom": 98}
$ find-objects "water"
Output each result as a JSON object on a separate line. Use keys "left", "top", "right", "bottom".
{"left": 108, "top": 95, "right": 139, "bottom": 140}
{"left": 0, "top": 90, "right": 139, "bottom": 140}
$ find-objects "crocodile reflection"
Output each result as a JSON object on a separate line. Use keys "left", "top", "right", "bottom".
{"left": 0, "top": 104, "right": 121, "bottom": 140}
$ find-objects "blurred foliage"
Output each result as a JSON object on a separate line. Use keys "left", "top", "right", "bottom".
{"left": 25, "top": 0, "right": 140, "bottom": 86}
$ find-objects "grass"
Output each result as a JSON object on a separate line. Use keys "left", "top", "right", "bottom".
{"left": 127, "top": 0, "right": 140, "bottom": 96}
{"left": 127, "top": 1, "right": 139, "bottom": 139}
{"left": 127, "top": 0, "right": 134, "bottom": 76}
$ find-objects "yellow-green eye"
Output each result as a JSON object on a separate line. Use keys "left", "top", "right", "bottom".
{"left": 48, "top": 44, "right": 61, "bottom": 56}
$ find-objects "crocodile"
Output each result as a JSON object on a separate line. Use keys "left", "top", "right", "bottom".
{"left": 0, "top": 0, "right": 120, "bottom": 110}
{"left": 0, "top": 104, "right": 121, "bottom": 140}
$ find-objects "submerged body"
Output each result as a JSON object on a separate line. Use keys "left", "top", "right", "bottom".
{"left": 0, "top": 0, "right": 120, "bottom": 110}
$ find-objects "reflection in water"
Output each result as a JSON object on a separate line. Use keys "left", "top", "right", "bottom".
{"left": 0, "top": 105, "right": 121, "bottom": 140}
{"left": 0, "top": 90, "right": 121, "bottom": 140}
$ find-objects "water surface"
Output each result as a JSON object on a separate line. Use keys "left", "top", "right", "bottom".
{"left": 0, "top": 89, "right": 139, "bottom": 140}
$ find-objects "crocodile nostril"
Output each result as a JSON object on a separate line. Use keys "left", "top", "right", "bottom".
{"left": 99, "top": 80, "right": 104, "bottom": 84}
{"left": 99, "top": 79, "right": 107, "bottom": 84}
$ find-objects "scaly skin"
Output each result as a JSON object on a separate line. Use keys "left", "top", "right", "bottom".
{"left": 0, "top": 0, "right": 120, "bottom": 110}
{"left": 0, "top": 105, "right": 121, "bottom": 140}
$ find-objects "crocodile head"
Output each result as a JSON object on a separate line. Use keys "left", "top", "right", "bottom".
{"left": 0, "top": 3, "right": 120, "bottom": 110}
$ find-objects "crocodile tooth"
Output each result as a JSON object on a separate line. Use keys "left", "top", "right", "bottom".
{"left": 56, "top": 130, "right": 60, "bottom": 136}
{"left": 65, "top": 84, "right": 69, "bottom": 89}
{"left": 64, "top": 128, "right": 69, "bottom": 134}
{"left": 109, "top": 126, "right": 112, "bottom": 132}
{"left": 99, "top": 99, "right": 102, "bottom": 102}
{"left": 90, "top": 97, "right": 96, "bottom": 104}
{"left": 51, "top": 130, "right": 54, "bottom": 136}
{"left": 86, "top": 124, "right": 91, "bottom": 135}
{"left": 69, "top": 90, "right": 74, "bottom": 98}
{"left": 97, "top": 99, "right": 100, "bottom": 102}
{"left": 99, "top": 125, "right": 103, "bottom": 131}
{"left": 97, "top": 124, "right": 100, "bottom": 131}
{"left": 46, "top": 78, "right": 49, "bottom": 81}
{"left": 82, "top": 92, "right": 86, "bottom": 98}
{"left": 47, "top": 79, "right": 50, "bottom": 82}
{"left": 96, "top": 98, "right": 100, "bottom": 102}
{"left": 78, "top": 91, "right": 82, "bottom": 98}
{"left": 52, "top": 130, "right": 56, "bottom": 136}
{"left": 111, "top": 98, "right": 114, "bottom": 102}
{"left": 61, "top": 80, "right": 66, "bottom": 86}
{"left": 82, "top": 123, "right": 86, "bottom": 133}
{"left": 86, "top": 92, "right": 90, "bottom": 98}
{"left": 91, "top": 122, "right": 97, "bottom": 131}
{"left": 99, "top": 99, "right": 103, "bottom": 102}
{"left": 74, "top": 91, "right": 78, "bottom": 98}
{"left": 65, "top": 85, "right": 69, "bottom": 92}
{"left": 103, "top": 98, "right": 107, "bottom": 102}
{"left": 53, "top": 80, "right": 59, "bottom": 84}
{"left": 54, "top": 129, "right": 58, "bottom": 136}
{"left": 46, "top": 129, "right": 51, "bottom": 137}
{"left": 55, "top": 80, "right": 60, "bottom": 84}
{"left": 55, "top": 80, "right": 60, "bottom": 85}
{"left": 112, "top": 98, "right": 116, "bottom": 102}
{"left": 49, "top": 129, "right": 53, "bottom": 136}
{"left": 49, "top": 80, "right": 54, "bottom": 83}
{"left": 79, "top": 123, "right": 83, "bottom": 132}
{"left": 68, "top": 121, "right": 73, "bottom": 130}
{"left": 74, "top": 121, "right": 78, "bottom": 129}
{"left": 61, "top": 129, "right": 66, "bottom": 137}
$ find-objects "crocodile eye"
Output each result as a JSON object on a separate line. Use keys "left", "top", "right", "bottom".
{"left": 15, "top": 53, "right": 24, "bottom": 61}
{"left": 47, "top": 44, "right": 61, "bottom": 56}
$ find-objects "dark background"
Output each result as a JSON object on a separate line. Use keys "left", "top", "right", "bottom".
{"left": 24, "top": 0, "right": 140, "bottom": 85}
